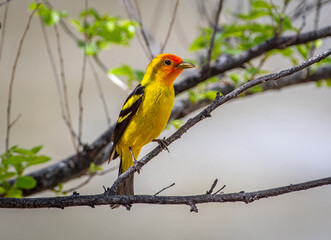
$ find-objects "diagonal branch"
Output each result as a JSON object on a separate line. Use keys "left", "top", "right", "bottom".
{"left": 108, "top": 49, "right": 331, "bottom": 194}
{"left": 1, "top": 175, "right": 330, "bottom": 209}
{"left": 174, "top": 25, "right": 331, "bottom": 94}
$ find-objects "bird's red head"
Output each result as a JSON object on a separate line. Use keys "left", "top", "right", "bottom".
{"left": 142, "top": 53, "right": 195, "bottom": 87}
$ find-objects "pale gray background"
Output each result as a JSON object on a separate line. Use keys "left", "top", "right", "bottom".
{"left": 0, "top": 0, "right": 331, "bottom": 239}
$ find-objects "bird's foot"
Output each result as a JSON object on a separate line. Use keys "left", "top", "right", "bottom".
{"left": 152, "top": 137, "right": 170, "bottom": 153}
{"left": 129, "top": 147, "right": 140, "bottom": 174}
{"left": 133, "top": 160, "right": 141, "bottom": 174}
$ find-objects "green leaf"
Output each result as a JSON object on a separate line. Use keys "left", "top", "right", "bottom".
{"left": 204, "top": 90, "right": 218, "bottom": 100}
{"left": 71, "top": 9, "right": 137, "bottom": 54}
{"left": 16, "top": 176, "right": 37, "bottom": 189}
{"left": 170, "top": 120, "right": 184, "bottom": 130}
{"left": 12, "top": 148, "right": 32, "bottom": 155}
{"left": 0, "top": 186, "right": 5, "bottom": 195}
{"left": 296, "top": 44, "right": 308, "bottom": 59}
{"left": 30, "top": 3, "right": 66, "bottom": 26}
{"left": 109, "top": 64, "right": 133, "bottom": 76}
{"left": 248, "top": 85, "right": 263, "bottom": 93}
{"left": 282, "top": 16, "right": 293, "bottom": 31}
{"left": 26, "top": 155, "right": 51, "bottom": 166}
{"left": 253, "top": 0, "right": 273, "bottom": 10}
{"left": 3, "top": 155, "right": 28, "bottom": 165}
{"left": 325, "top": 79, "right": 331, "bottom": 87}
{"left": 88, "top": 162, "right": 103, "bottom": 174}
{"left": 0, "top": 172, "right": 16, "bottom": 180}
{"left": 6, "top": 187, "right": 23, "bottom": 198}
{"left": 133, "top": 70, "right": 145, "bottom": 82}
{"left": 109, "top": 65, "right": 143, "bottom": 86}
{"left": 31, "top": 145, "right": 43, "bottom": 154}
{"left": 229, "top": 73, "right": 240, "bottom": 84}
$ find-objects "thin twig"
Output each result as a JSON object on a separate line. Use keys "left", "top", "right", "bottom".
{"left": 5, "top": 4, "right": 39, "bottom": 151}
{"left": 206, "top": 0, "right": 223, "bottom": 67}
{"left": 92, "top": 55, "right": 130, "bottom": 93}
{"left": 0, "top": 0, "right": 12, "bottom": 7}
{"left": 309, "top": 0, "right": 321, "bottom": 59}
{"left": 40, "top": 18, "right": 68, "bottom": 127}
{"left": 8, "top": 114, "right": 21, "bottom": 128}
{"left": 78, "top": 0, "right": 88, "bottom": 146}
{"left": 54, "top": 24, "right": 78, "bottom": 152}
{"left": 160, "top": 0, "right": 180, "bottom": 53}
{"left": 206, "top": 179, "right": 218, "bottom": 194}
{"left": 88, "top": 57, "right": 111, "bottom": 126}
{"left": 0, "top": 0, "right": 9, "bottom": 63}
{"left": 213, "top": 185, "right": 226, "bottom": 195}
{"left": 63, "top": 166, "right": 117, "bottom": 193}
{"left": 154, "top": 183, "right": 175, "bottom": 196}
{"left": 123, "top": 0, "right": 154, "bottom": 59}
{"left": 43, "top": 0, "right": 80, "bottom": 41}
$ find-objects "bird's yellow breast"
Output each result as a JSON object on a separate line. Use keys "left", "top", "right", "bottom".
{"left": 117, "top": 81, "right": 174, "bottom": 150}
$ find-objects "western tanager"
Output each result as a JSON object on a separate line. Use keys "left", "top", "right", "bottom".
{"left": 109, "top": 54, "right": 194, "bottom": 206}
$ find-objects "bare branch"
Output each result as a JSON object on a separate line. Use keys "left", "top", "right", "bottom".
{"left": 0, "top": 0, "right": 12, "bottom": 7}
{"left": 62, "top": 166, "right": 117, "bottom": 194}
{"left": 308, "top": 0, "right": 321, "bottom": 60}
{"left": 8, "top": 113, "right": 21, "bottom": 128}
{"left": 54, "top": 24, "right": 78, "bottom": 151}
{"left": 206, "top": 0, "right": 223, "bottom": 67}
{"left": 160, "top": 0, "right": 180, "bottom": 53}
{"left": 206, "top": 179, "right": 218, "bottom": 194}
{"left": 174, "top": 25, "right": 331, "bottom": 94}
{"left": 123, "top": 0, "right": 154, "bottom": 59}
{"left": 0, "top": 0, "right": 9, "bottom": 63}
{"left": 87, "top": 57, "right": 111, "bottom": 126}
{"left": 154, "top": 183, "right": 175, "bottom": 196}
{"left": 5, "top": 4, "right": 39, "bottom": 151}
{"left": 1, "top": 176, "right": 330, "bottom": 209}
{"left": 93, "top": 55, "right": 130, "bottom": 93}
{"left": 40, "top": 19, "right": 69, "bottom": 128}
{"left": 78, "top": 0, "right": 89, "bottom": 146}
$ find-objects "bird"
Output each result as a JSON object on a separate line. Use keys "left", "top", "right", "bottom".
{"left": 109, "top": 53, "right": 195, "bottom": 208}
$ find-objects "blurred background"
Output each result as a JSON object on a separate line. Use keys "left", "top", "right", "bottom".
{"left": 0, "top": 0, "right": 331, "bottom": 239}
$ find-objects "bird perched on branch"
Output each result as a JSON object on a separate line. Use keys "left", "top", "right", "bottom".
{"left": 109, "top": 54, "right": 195, "bottom": 208}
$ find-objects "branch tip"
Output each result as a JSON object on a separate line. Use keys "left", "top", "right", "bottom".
{"left": 189, "top": 201, "right": 198, "bottom": 213}
{"left": 213, "top": 184, "right": 226, "bottom": 195}
{"left": 206, "top": 179, "right": 218, "bottom": 194}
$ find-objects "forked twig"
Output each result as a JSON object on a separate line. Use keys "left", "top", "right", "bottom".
{"left": 160, "top": 0, "right": 180, "bottom": 53}
{"left": 5, "top": 4, "right": 40, "bottom": 151}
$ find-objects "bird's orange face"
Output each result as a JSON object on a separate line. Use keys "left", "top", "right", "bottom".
{"left": 146, "top": 54, "right": 195, "bottom": 86}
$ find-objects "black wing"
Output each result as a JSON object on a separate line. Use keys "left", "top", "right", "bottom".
{"left": 109, "top": 84, "right": 145, "bottom": 160}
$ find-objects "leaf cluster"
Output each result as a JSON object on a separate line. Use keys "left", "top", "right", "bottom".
{"left": 0, "top": 146, "right": 51, "bottom": 197}
{"left": 71, "top": 8, "right": 137, "bottom": 55}
{"left": 30, "top": 2, "right": 68, "bottom": 26}
{"left": 108, "top": 64, "right": 145, "bottom": 87}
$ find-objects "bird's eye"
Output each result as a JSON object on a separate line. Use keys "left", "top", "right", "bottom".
{"left": 164, "top": 60, "right": 172, "bottom": 66}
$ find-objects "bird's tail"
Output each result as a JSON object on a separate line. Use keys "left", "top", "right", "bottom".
{"left": 110, "top": 147, "right": 138, "bottom": 209}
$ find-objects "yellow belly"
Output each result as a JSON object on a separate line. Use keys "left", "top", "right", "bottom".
{"left": 118, "top": 82, "right": 174, "bottom": 151}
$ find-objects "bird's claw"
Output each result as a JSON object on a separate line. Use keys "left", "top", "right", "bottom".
{"left": 133, "top": 159, "right": 141, "bottom": 174}
{"left": 153, "top": 138, "right": 170, "bottom": 153}
{"left": 129, "top": 147, "right": 141, "bottom": 174}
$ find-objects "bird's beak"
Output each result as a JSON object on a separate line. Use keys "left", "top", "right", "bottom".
{"left": 177, "top": 61, "right": 195, "bottom": 69}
